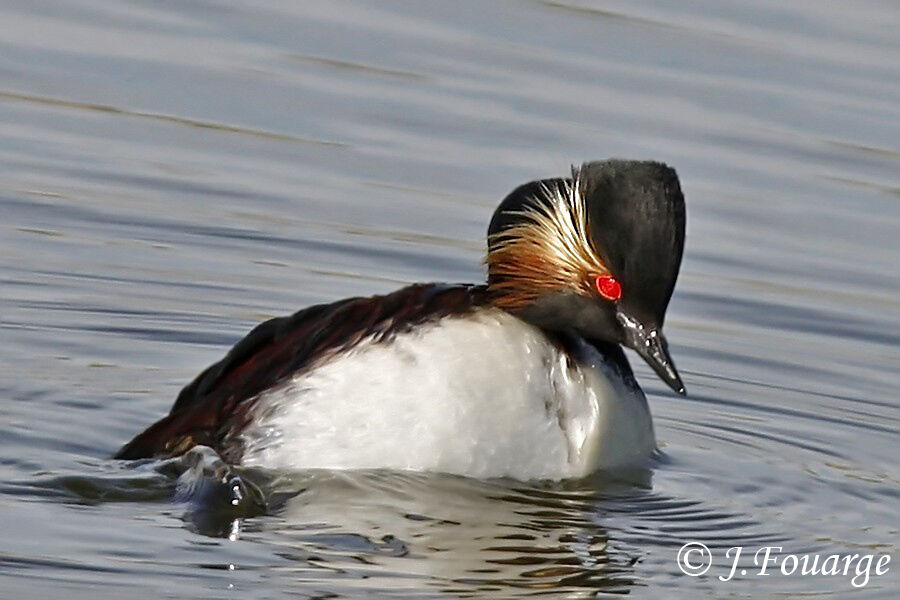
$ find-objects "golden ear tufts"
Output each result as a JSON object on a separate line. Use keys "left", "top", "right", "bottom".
{"left": 486, "top": 166, "right": 609, "bottom": 310}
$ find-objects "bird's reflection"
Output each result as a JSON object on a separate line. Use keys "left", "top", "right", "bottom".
{"left": 181, "top": 460, "right": 652, "bottom": 597}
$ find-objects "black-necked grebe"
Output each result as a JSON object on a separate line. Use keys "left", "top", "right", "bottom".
{"left": 117, "top": 159, "right": 686, "bottom": 480}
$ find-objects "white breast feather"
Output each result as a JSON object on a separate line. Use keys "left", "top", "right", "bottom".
{"left": 239, "top": 309, "right": 654, "bottom": 480}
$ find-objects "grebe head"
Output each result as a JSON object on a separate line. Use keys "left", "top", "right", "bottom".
{"left": 486, "top": 159, "right": 686, "bottom": 394}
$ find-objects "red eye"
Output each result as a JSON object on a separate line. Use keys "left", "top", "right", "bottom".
{"left": 595, "top": 275, "right": 622, "bottom": 302}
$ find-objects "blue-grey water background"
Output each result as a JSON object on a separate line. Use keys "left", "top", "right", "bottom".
{"left": 1, "top": 1, "right": 898, "bottom": 597}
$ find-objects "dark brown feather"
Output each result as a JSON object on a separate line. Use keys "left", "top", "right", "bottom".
{"left": 115, "top": 283, "right": 488, "bottom": 460}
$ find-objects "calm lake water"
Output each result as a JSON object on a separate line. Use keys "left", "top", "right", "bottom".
{"left": 1, "top": 1, "right": 898, "bottom": 597}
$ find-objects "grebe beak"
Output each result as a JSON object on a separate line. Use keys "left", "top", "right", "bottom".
{"left": 617, "top": 311, "right": 685, "bottom": 395}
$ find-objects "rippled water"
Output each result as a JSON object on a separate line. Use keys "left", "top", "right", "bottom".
{"left": 2, "top": 1, "right": 898, "bottom": 597}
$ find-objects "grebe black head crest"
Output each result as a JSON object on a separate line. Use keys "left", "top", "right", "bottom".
{"left": 486, "top": 159, "right": 687, "bottom": 394}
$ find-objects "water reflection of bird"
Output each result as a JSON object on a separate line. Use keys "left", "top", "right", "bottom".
{"left": 117, "top": 159, "right": 686, "bottom": 480}
{"left": 266, "top": 471, "right": 642, "bottom": 597}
